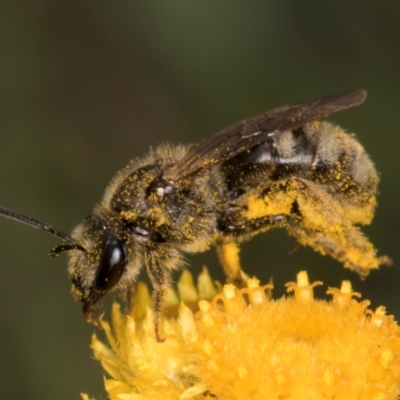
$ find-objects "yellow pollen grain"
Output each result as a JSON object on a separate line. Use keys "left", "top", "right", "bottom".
{"left": 245, "top": 195, "right": 270, "bottom": 219}
{"left": 120, "top": 210, "right": 137, "bottom": 222}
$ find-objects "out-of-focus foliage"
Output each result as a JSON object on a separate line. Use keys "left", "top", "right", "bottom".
{"left": 0, "top": 2, "right": 399, "bottom": 399}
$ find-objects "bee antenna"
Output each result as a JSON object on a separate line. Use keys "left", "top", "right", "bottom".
{"left": 50, "top": 243, "right": 86, "bottom": 257}
{"left": 0, "top": 205, "right": 87, "bottom": 254}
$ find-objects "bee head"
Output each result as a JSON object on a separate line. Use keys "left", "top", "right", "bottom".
{"left": 52, "top": 207, "right": 141, "bottom": 321}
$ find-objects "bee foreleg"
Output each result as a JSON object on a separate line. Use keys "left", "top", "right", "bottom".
{"left": 124, "top": 285, "right": 136, "bottom": 315}
{"left": 145, "top": 250, "right": 170, "bottom": 342}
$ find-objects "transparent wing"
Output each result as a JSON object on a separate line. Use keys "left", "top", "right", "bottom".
{"left": 164, "top": 89, "right": 367, "bottom": 183}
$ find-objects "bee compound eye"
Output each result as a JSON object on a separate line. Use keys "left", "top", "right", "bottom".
{"left": 95, "top": 238, "right": 126, "bottom": 291}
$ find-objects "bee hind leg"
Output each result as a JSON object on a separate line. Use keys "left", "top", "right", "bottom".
{"left": 286, "top": 183, "right": 391, "bottom": 277}
{"left": 286, "top": 220, "right": 390, "bottom": 278}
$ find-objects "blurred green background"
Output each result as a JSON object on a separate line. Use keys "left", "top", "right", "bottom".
{"left": 0, "top": 1, "right": 399, "bottom": 398}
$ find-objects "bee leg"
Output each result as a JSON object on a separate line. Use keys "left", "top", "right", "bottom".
{"left": 218, "top": 214, "right": 286, "bottom": 237}
{"left": 286, "top": 181, "right": 391, "bottom": 277}
{"left": 286, "top": 218, "right": 390, "bottom": 277}
{"left": 124, "top": 285, "right": 136, "bottom": 315}
{"left": 145, "top": 250, "right": 169, "bottom": 342}
{"left": 216, "top": 242, "right": 248, "bottom": 287}
{"left": 217, "top": 215, "right": 286, "bottom": 286}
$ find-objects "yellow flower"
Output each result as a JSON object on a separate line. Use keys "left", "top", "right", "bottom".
{"left": 86, "top": 269, "right": 400, "bottom": 399}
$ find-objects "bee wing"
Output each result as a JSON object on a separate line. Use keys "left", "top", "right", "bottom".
{"left": 164, "top": 89, "right": 367, "bottom": 183}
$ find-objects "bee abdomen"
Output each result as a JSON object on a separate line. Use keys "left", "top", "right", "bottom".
{"left": 222, "top": 122, "right": 377, "bottom": 195}
{"left": 221, "top": 125, "right": 317, "bottom": 190}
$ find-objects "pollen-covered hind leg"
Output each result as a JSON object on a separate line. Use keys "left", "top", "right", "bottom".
{"left": 287, "top": 220, "right": 391, "bottom": 277}
{"left": 216, "top": 242, "right": 249, "bottom": 287}
{"left": 288, "top": 181, "right": 391, "bottom": 277}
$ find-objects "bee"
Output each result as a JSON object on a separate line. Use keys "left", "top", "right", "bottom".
{"left": 0, "top": 89, "right": 390, "bottom": 341}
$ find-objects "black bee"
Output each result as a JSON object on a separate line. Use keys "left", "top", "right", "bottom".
{"left": 0, "top": 89, "right": 390, "bottom": 341}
